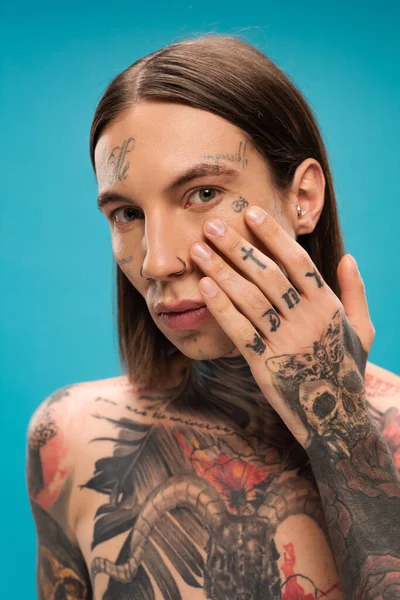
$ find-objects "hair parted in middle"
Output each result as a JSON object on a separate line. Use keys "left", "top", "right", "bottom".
{"left": 90, "top": 34, "right": 344, "bottom": 389}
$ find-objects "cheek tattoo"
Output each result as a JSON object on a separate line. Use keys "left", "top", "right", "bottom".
{"left": 116, "top": 256, "right": 133, "bottom": 265}
{"left": 232, "top": 196, "right": 249, "bottom": 213}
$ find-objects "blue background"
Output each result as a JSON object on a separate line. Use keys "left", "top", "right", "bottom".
{"left": 1, "top": 0, "right": 399, "bottom": 594}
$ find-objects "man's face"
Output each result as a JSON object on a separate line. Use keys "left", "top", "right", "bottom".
{"left": 95, "top": 100, "right": 296, "bottom": 360}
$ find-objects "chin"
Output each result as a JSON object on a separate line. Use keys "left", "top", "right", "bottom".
{"left": 165, "top": 327, "right": 240, "bottom": 360}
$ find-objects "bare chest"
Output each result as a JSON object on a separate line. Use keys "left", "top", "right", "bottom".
{"left": 72, "top": 405, "right": 342, "bottom": 600}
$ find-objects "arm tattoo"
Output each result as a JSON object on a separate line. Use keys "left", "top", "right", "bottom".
{"left": 265, "top": 308, "right": 400, "bottom": 598}
{"left": 28, "top": 388, "right": 90, "bottom": 598}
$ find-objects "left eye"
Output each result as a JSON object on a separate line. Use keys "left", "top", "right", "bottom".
{"left": 189, "top": 187, "right": 221, "bottom": 205}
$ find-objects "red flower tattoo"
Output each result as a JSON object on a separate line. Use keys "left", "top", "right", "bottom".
{"left": 175, "top": 432, "right": 282, "bottom": 515}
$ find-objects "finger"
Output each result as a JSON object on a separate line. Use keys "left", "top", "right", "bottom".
{"left": 244, "top": 206, "right": 329, "bottom": 297}
{"left": 190, "top": 241, "right": 283, "bottom": 337}
{"left": 197, "top": 276, "right": 271, "bottom": 367}
{"left": 337, "top": 254, "right": 375, "bottom": 352}
{"left": 201, "top": 217, "right": 305, "bottom": 318}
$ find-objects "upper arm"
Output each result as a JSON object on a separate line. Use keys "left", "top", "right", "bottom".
{"left": 365, "top": 362, "right": 400, "bottom": 470}
{"left": 27, "top": 386, "right": 92, "bottom": 599}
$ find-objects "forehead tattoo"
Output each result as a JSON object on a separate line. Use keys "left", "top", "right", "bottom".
{"left": 201, "top": 139, "right": 249, "bottom": 170}
{"left": 99, "top": 137, "right": 136, "bottom": 184}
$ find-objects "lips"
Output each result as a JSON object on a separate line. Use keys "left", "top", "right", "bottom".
{"left": 155, "top": 300, "right": 206, "bottom": 314}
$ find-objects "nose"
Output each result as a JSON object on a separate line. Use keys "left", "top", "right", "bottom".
{"left": 140, "top": 212, "right": 191, "bottom": 281}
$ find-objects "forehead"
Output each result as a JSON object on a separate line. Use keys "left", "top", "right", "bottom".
{"left": 94, "top": 100, "right": 248, "bottom": 183}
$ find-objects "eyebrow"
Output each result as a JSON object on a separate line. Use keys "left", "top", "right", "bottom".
{"left": 97, "top": 162, "right": 241, "bottom": 211}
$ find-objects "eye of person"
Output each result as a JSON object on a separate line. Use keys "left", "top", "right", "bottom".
{"left": 189, "top": 187, "right": 221, "bottom": 205}
{"left": 110, "top": 187, "right": 221, "bottom": 223}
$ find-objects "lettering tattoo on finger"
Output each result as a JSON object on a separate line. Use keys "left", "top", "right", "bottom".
{"left": 263, "top": 308, "right": 281, "bottom": 332}
{"left": 232, "top": 196, "right": 249, "bottom": 213}
{"left": 305, "top": 270, "right": 324, "bottom": 288}
{"left": 245, "top": 332, "right": 266, "bottom": 355}
{"left": 282, "top": 287, "right": 300, "bottom": 309}
{"left": 241, "top": 247, "right": 267, "bottom": 269}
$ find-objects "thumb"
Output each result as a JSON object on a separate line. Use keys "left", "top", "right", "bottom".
{"left": 337, "top": 254, "right": 375, "bottom": 353}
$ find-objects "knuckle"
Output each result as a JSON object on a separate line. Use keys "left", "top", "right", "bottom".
{"left": 265, "top": 219, "right": 280, "bottom": 239}
{"left": 237, "top": 322, "right": 254, "bottom": 340}
{"left": 213, "top": 258, "right": 231, "bottom": 279}
{"left": 242, "top": 287, "right": 267, "bottom": 312}
{"left": 217, "top": 297, "right": 232, "bottom": 317}
{"left": 293, "top": 247, "right": 310, "bottom": 268}
{"left": 227, "top": 234, "right": 244, "bottom": 254}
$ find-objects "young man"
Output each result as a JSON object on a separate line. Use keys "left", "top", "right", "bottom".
{"left": 28, "top": 38, "right": 400, "bottom": 600}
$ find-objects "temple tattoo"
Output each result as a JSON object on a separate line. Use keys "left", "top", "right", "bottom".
{"left": 262, "top": 308, "right": 281, "bottom": 332}
{"left": 201, "top": 139, "right": 249, "bottom": 170}
{"left": 281, "top": 287, "right": 300, "bottom": 309}
{"left": 241, "top": 246, "right": 267, "bottom": 269}
{"left": 232, "top": 196, "right": 249, "bottom": 213}
{"left": 305, "top": 270, "right": 324, "bottom": 288}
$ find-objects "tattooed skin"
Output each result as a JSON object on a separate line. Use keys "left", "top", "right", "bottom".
{"left": 305, "top": 270, "right": 324, "bottom": 289}
{"left": 82, "top": 357, "right": 342, "bottom": 599}
{"left": 263, "top": 308, "right": 281, "bottom": 333}
{"left": 264, "top": 309, "right": 400, "bottom": 599}
{"left": 281, "top": 288, "right": 300, "bottom": 309}
{"left": 201, "top": 140, "right": 249, "bottom": 170}
{"left": 28, "top": 387, "right": 91, "bottom": 598}
{"left": 232, "top": 196, "right": 249, "bottom": 213}
{"left": 98, "top": 137, "right": 135, "bottom": 184}
{"left": 116, "top": 256, "right": 133, "bottom": 266}
{"left": 241, "top": 246, "right": 267, "bottom": 269}
{"left": 28, "top": 352, "right": 400, "bottom": 600}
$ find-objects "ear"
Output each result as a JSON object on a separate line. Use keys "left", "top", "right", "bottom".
{"left": 288, "top": 158, "right": 326, "bottom": 235}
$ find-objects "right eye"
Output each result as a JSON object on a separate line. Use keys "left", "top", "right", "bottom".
{"left": 110, "top": 206, "right": 142, "bottom": 224}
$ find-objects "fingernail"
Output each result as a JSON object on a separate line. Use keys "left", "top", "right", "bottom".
{"left": 205, "top": 218, "right": 226, "bottom": 236}
{"left": 246, "top": 206, "right": 265, "bottom": 224}
{"left": 192, "top": 242, "right": 211, "bottom": 259}
{"left": 200, "top": 278, "right": 218, "bottom": 296}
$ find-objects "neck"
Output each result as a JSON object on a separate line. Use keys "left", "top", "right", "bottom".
{"left": 161, "top": 352, "right": 305, "bottom": 465}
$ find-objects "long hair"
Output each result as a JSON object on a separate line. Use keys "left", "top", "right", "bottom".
{"left": 90, "top": 34, "right": 344, "bottom": 388}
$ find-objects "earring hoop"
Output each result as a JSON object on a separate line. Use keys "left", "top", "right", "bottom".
{"left": 296, "top": 204, "right": 303, "bottom": 218}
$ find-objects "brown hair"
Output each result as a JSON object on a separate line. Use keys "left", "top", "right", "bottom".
{"left": 90, "top": 34, "right": 344, "bottom": 388}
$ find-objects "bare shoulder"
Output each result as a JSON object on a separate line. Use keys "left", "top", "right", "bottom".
{"left": 365, "top": 361, "right": 400, "bottom": 469}
{"left": 365, "top": 361, "right": 400, "bottom": 407}
{"left": 28, "top": 375, "right": 138, "bottom": 446}
{"left": 27, "top": 374, "right": 139, "bottom": 533}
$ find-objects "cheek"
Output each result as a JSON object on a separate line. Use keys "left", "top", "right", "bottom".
{"left": 111, "top": 231, "right": 128, "bottom": 258}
